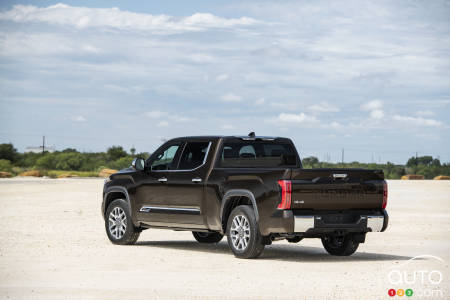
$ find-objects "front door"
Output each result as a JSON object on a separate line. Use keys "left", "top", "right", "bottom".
{"left": 166, "top": 141, "right": 212, "bottom": 226}
{"left": 135, "top": 142, "right": 183, "bottom": 225}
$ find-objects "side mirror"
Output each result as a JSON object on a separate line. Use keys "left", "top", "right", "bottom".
{"left": 131, "top": 158, "right": 145, "bottom": 171}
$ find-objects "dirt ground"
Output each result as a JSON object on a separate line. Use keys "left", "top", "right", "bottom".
{"left": 0, "top": 178, "right": 449, "bottom": 299}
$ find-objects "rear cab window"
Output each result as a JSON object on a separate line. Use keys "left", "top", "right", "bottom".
{"left": 218, "top": 138, "right": 298, "bottom": 168}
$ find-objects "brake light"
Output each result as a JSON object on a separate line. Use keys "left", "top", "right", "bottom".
{"left": 277, "top": 180, "right": 292, "bottom": 209}
{"left": 382, "top": 180, "right": 388, "bottom": 209}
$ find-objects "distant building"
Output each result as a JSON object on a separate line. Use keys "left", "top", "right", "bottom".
{"left": 25, "top": 146, "right": 55, "bottom": 153}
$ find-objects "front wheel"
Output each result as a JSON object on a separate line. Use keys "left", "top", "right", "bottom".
{"left": 321, "top": 234, "right": 359, "bottom": 256}
{"left": 192, "top": 231, "right": 224, "bottom": 243}
{"left": 226, "top": 205, "right": 265, "bottom": 259}
{"left": 105, "top": 199, "right": 140, "bottom": 245}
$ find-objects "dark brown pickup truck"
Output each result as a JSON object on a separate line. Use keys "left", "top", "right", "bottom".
{"left": 102, "top": 134, "right": 388, "bottom": 258}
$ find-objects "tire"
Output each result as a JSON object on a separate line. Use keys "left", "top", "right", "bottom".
{"left": 192, "top": 231, "right": 224, "bottom": 243}
{"left": 321, "top": 234, "right": 359, "bottom": 256}
{"left": 226, "top": 205, "right": 265, "bottom": 259}
{"left": 105, "top": 199, "right": 140, "bottom": 245}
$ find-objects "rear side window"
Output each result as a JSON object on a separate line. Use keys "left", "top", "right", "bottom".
{"left": 219, "top": 141, "right": 297, "bottom": 168}
{"left": 178, "top": 142, "right": 210, "bottom": 170}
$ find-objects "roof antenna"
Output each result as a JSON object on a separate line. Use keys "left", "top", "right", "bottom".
{"left": 248, "top": 132, "right": 255, "bottom": 137}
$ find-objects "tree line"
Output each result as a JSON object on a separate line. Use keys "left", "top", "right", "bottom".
{"left": 301, "top": 156, "right": 450, "bottom": 179}
{"left": 0, "top": 143, "right": 449, "bottom": 179}
{"left": 0, "top": 143, "right": 148, "bottom": 175}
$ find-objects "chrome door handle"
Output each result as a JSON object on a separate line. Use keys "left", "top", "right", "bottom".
{"left": 158, "top": 177, "right": 167, "bottom": 182}
{"left": 192, "top": 178, "right": 202, "bottom": 183}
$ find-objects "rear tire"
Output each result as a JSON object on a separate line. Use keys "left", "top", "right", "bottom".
{"left": 226, "top": 205, "right": 265, "bottom": 259}
{"left": 192, "top": 231, "right": 224, "bottom": 243}
{"left": 105, "top": 199, "right": 140, "bottom": 245}
{"left": 321, "top": 234, "right": 359, "bottom": 256}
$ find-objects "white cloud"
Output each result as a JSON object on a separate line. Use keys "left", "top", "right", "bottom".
{"left": 221, "top": 124, "right": 236, "bottom": 130}
{"left": 81, "top": 44, "right": 100, "bottom": 53}
{"left": 0, "top": 4, "right": 260, "bottom": 33}
{"left": 157, "top": 120, "right": 169, "bottom": 127}
{"left": 330, "top": 121, "right": 341, "bottom": 129}
{"left": 361, "top": 100, "right": 384, "bottom": 119}
{"left": 72, "top": 115, "right": 86, "bottom": 122}
{"left": 215, "top": 74, "right": 229, "bottom": 82}
{"left": 170, "top": 115, "right": 194, "bottom": 122}
{"left": 188, "top": 53, "right": 215, "bottom": 63}
{"left": 361, "top": 100, "right": 383, "bottom": 111}
{"left": 415, "top": 110, "right": 435, "bottom": 117}
{"left": 278, "top": 113, "right": 317, "bottom": 123}
{"left": 308, "top": 102, "right": 339, "bottom": 112}
{"left": 145, "top": 111, "right": 194, "bottom": 123}
{"left": 221, "top": 93, "right": 242, "bottom": 102}
{"left": 255, "top": 98, "right": 265, "bottom": 105}
{"left": 392, "top": 115, "right": 442, "bottom": 127}
{"left": 146, "top": 111, "right": 167, "bottom": 118}
{"left": 370, "top": 109, "right": 384, "bottom": 119}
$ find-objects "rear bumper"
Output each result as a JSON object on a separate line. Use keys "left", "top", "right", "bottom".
{"left": 261, "top": 209, "right": 388, "bottom": 236}
{"left": 293, "top": 210, "right": 389, "bottom": 234}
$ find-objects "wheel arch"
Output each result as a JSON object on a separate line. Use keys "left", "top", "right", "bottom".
{"left": 220, "top": 189, "right": 259, "bottom": 233}
{"left": 102, "top": 186, "right": 131, "bottom": 219}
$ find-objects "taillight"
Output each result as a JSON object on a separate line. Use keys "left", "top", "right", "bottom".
{"left": 277, "top": 180, "right": 292, "bottom": 209}
{"left": 382, "top": 180, "right": 388, "bottom": 209}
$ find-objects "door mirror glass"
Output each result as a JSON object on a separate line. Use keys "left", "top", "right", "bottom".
{"left": 131, "top": 158, "right": 145, "bottom": 171}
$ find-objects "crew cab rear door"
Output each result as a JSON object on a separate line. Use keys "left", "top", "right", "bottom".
{"left": 289, "top": 169, "right": 384, "bottom": 210}
{"left": 165, "top": 140, "right": 213, "bottom": 227}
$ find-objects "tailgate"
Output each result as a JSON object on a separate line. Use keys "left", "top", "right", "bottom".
{"left": 289, "top": 168, "right": 384, "bottom": 210}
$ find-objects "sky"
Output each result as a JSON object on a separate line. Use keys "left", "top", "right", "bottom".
{"left": 0, "top": 0, "right": 449, "bottom": 164}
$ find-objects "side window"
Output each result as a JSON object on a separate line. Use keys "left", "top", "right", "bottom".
{"left": 178, "top": 142, "right": 210, "bottom": 170}
{"left": 151, "top": 144, "right": 180, "bottom": 170}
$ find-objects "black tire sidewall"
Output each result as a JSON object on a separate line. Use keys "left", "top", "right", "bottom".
{"left": 192, "top": 231, "right": 224, "bottom": 243}
{"left": 321, "top": 234, "right": 359, "bottom": 256}
{"left": 105, "top": 199, "right": 137, "bottom": 245}
{"left": 226, "top": 205, "right": 264, "bottom": 258}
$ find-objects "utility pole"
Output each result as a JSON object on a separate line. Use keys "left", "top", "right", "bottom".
{"left": 415, "top": 151, "right": 418, "bottom": 174}
{"left": 42, "top": 136, "right": 45, "bottom": 154}
{"left": 341, "top": 149, "right": 344, "bottom": 164}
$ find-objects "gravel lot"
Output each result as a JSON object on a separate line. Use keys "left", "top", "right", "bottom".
{"left": 0, "top": 178, "right": 449, "bottom": 299}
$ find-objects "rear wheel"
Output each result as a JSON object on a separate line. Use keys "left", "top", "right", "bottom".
{"left": 226, "top": 205, "right": 265, "bottom": 259}
{"left": 192, "top": 231, "right": 224, "bottom": 243}
{"left": 105, "top": 199, "right": 140, "bottom": 245}
{"left": 321, "top": 234, "right": 359, "bottom": 256}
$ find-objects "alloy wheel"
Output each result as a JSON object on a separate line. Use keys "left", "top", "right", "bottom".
{"left": 108, "top": 207, "right": 127, "bottom": 239}
{"left": 230, "top": 215, "right": 250, "bottom": 251}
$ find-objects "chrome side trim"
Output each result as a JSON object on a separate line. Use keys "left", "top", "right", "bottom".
{"left": 367, "top": 215, "right": 384, "bottom": 232}
{"left": 151, "top": 142, "right": 212, "bottom": 172}
{"left": 294, "top": 216, "right": 314, "bottom": 233}
{"left": 139, "top": 206, "right": 200, "bottom": 214}
{"left": 333, "top": 173, "right": 347, "bottom": 178}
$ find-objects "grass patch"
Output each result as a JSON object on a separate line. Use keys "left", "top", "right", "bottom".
{"left": 46, "top": 170, "right": 99, "bottom": 178}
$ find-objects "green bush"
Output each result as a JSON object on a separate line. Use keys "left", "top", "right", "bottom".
{"left": 109, "top": 157, "right": 133, "bottom": 170}
{"left": 0, "top": 159, "right": 13, "bottom": 172}
{"left": 0, "top": 144, "right": 18, "bottom": 162}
